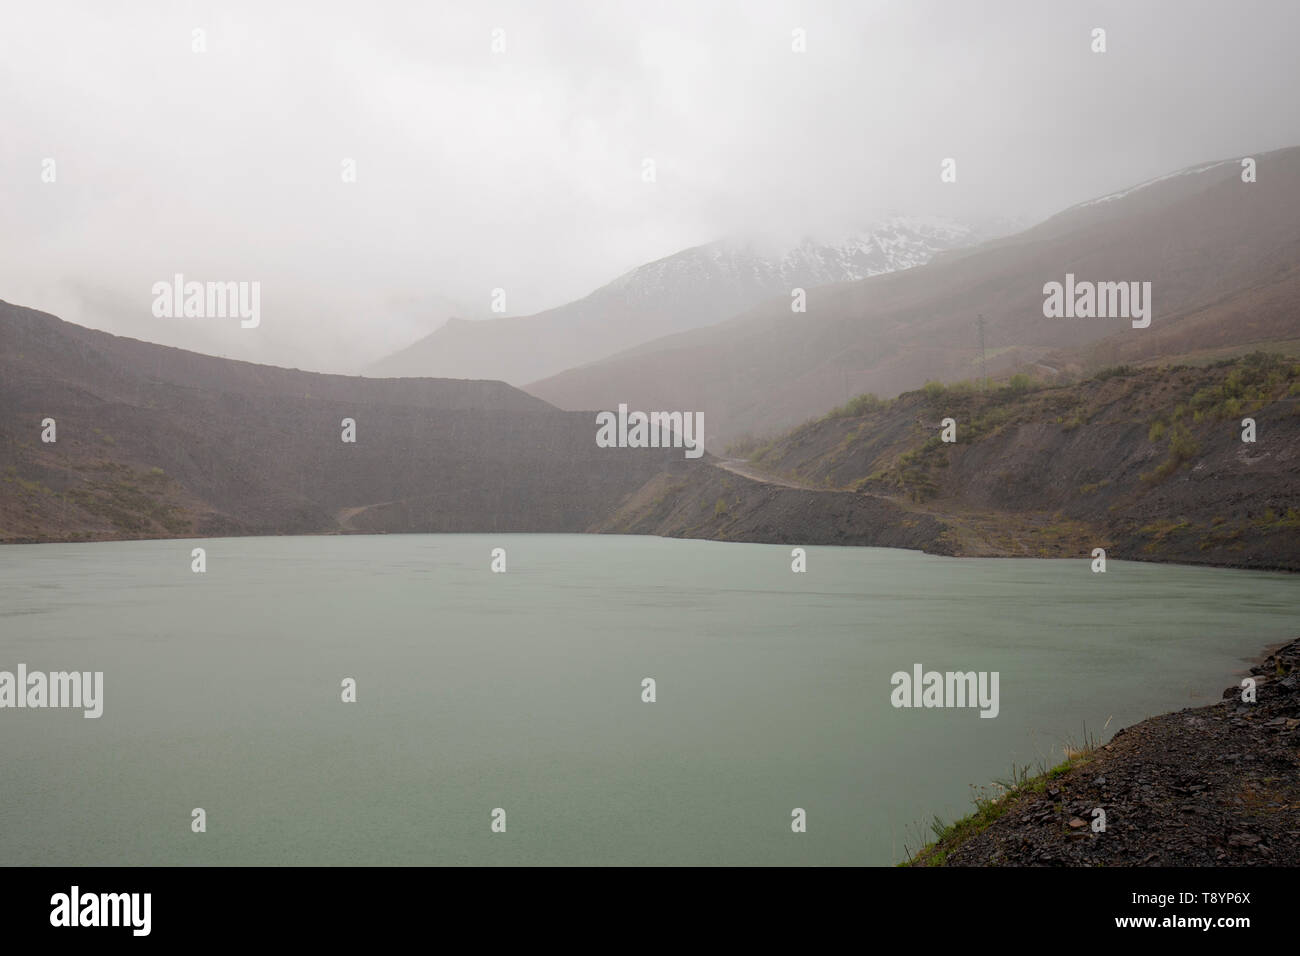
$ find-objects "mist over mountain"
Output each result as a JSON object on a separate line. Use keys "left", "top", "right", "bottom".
{"left": 8, "top": 0, "right": 1300, "bottom": 887}
{"left": 6, "top": 148, "right": 1297, "bottom": 547}
{"left": 526, "top": 147, "right": 1300, "bottom": 446}
{"left": 367, "top": 217, "right": 984, "bottom": 384}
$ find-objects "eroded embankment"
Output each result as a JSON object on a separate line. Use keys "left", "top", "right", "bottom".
{"left": 591, "top": 461, "right": 951, "bottom": 552}
{"left": 599, "top": 357, "right": 1300, "bottom": 571}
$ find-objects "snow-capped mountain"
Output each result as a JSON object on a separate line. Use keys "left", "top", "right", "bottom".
{"left": 526, "top": 146, "right": 1300, "bottom": 445}
{"left": 368, "top": 217, "right": 982, "bottom": 385}
{"left": 612, "top": 217, "right": 979, "bottom": 300}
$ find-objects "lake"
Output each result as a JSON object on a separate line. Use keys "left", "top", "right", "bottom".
{"left": 1, "top": 534, "right": 1296, "bottom": 866}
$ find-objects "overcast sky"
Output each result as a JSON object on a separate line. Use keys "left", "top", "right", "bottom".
{"left": 2, "top": 0, "right": 1298, "bottom": 371}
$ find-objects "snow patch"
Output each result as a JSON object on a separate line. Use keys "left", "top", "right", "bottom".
{"left": 1075, "top": 160, "right": 1234, "bottom": 209}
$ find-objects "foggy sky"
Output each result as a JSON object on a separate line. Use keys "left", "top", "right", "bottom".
{"left": 2, "top": 0, "right": 1298, "bottom": 372}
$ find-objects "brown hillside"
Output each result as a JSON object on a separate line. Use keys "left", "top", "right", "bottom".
{"left": 528, "top": 148, "right": 1300, "bottom": 446}
{"left": 598, "top": 355, "right": 1300, "bottom": 570}
{"left": 0, "top": 302, "right": 689, "bottom": 542}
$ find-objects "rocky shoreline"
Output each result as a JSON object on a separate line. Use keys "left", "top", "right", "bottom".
{"left": 908, "top": 637, "right": 1300, "bottom": 866}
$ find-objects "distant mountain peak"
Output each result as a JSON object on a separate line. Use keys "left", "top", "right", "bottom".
{"left": 370, "top": 215, "right": 983, "bottom": 384}
{"left": 601, "top": 216, "right": 980, "bottom": 301}
{"left": 525, "top": 145, "right": 1300, "bottom": 444}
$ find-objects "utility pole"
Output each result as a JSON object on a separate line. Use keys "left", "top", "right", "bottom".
{"left": 976, "top": 314, "right": 989, "bottom": 391}
{"left": 838, "top": 318, "right": 849, "bottom": 403}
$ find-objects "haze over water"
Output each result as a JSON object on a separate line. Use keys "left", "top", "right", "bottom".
{"left": 1, "top": 535, "right": 1295, "bottom": 866}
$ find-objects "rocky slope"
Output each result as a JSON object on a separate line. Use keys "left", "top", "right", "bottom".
{"left": 908, "top": 637, "right": 1300, "bottom": 866}
{"left": 597, "top": 354, "right": 1300, "bottom": 571}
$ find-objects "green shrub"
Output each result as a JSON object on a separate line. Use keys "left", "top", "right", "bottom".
{"left": 1003, "top": 373, "right": 1034, "bottom": 395}
{"left": 1094, "top": 365, "right": 1134, "bottom": 381}
{"left": 824, "top": 392, "right": 886, "bottom": 420}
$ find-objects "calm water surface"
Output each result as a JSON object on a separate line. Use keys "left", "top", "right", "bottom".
{"left": 1, "top": 534, "right": 1295, "bottom": 865}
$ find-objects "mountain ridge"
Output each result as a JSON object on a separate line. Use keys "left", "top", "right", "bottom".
{"left": 368, "top": 217, "right": 983, "bottom": 384}
{"left": 526, "top": 147, "right": 1300, "bottom": 445}
{"left": 0, "top": 301, "right": 690, "bottom": 542}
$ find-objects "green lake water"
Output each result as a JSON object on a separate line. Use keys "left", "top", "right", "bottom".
{"left": 1, "top": 534, "right": 1295, "bottom": 865}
